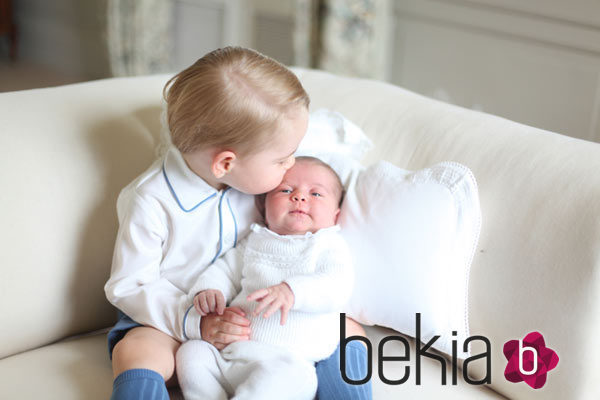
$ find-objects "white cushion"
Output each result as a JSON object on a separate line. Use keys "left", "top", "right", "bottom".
{"left": 296, "top": 108, "right": 372, "bottom": 184}
{"left": 340, "top": 160, "right": 481, "bottom": 358}
{"left": 296, "top": 108, "right": 481, "bottom": 357}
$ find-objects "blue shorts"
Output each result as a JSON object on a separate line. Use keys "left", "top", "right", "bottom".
{"left": 107, "top": 310, "right": 143, "bottom": 359}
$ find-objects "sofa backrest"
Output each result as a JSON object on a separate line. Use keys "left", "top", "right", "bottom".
{"left": 1, "top": 69, "right": 599, "bottom": 399}
{"left": 0, "top": 76, "right": 170, "bottom": 359}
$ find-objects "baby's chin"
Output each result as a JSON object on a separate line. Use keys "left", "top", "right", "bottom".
{"left": 265, "top": 218, "right": 310, "bottom": 235}
{"left": 271, "top": 225, "right": 312, "bottom": 236}
{"left": 269, "top": 221, "right": 335, "bottom": 236}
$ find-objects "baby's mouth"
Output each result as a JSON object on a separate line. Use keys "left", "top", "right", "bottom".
{"left": 289, "top": 210, "right": 308, "bottom": 216}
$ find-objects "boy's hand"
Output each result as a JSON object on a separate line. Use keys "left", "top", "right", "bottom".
{"left": 200, "top": 306, "right": 251, "bottom": 350}
{"left": 247, "top": 282, "right": 294, "bottom": 325}
{"left": 194, "top": 289, "right": 226, "bottom": 316}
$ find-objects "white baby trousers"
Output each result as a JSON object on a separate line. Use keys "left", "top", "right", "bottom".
{"left": 176, "top": 340, "right": 317, "bottom": 400}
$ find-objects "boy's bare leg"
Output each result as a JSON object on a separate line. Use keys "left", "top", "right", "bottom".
{"left": 112, "top": 326, "right": 180, "bottom": 386}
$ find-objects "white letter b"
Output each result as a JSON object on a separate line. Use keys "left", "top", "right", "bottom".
{"left": 518, "top": 340, "right": 538, "bottom": 375}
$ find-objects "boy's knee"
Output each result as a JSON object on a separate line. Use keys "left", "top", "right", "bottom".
{"left": 112, "top": 330, "right": 178, "bottom": 380}
{"left": 344, "top": 317, "right": 367, "bottom": 338}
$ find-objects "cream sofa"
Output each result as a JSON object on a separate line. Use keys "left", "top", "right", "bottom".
{"left": 1, "top": 68, "right": 599, "bottom": 400}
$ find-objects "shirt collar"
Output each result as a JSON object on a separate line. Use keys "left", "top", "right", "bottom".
{"left": 162, "top": 146, "right": 218, "bottom": 212}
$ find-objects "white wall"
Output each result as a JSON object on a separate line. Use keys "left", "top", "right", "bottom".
{"left": 12, "top": 0, "right": 294, "bottom": 80}
{"left": 14, "top": 0, "right": 111, "bottom": 79}
{"left": 390, "top": 0, "right": 600, "bottom": 143}
{"left": 15, "top": 0, "right": 599, "bottom": 143}
{"left": 252, "top": 0, "right": 295, "bottom": 66}
{"left": 171, "top": 0, "right": 294, "bottom": 72}
{"left": 172, "top": 0, "right": 255, "bottom": 71}
{"left": 251, "top": 0, "right": 600, "bottom": 143}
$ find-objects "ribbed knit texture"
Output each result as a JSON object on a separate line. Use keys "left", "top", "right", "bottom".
{"left": 110, "top": 369, "right": 169, "bottom": 400}
{"left": 193, "top": 223, "right": 353, "bottom": 362}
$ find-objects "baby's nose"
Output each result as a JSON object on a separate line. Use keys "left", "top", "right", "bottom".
{"left": 292, "top": 193, "right": 306, "bottom": 202}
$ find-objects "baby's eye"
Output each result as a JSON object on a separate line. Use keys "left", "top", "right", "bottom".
{"left": 280, "top": 189, "right": 292, "bottom": 193}
{"left": 311, "top": 192, "right": 322, "bottom": 197}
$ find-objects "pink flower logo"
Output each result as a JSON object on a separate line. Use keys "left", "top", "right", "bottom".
{"left": 503, "top": 332, "right": 559, "bottom": 389}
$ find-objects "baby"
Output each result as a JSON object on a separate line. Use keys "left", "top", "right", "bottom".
{"left": 176, "top": 156, "right": 353, "bottom": 400}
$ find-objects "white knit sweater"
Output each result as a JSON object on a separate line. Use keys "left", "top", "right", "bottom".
{"left": 190, "top": 223, "right": 354, "bottom": 362}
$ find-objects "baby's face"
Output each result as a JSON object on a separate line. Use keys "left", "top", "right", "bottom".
{"left": 265, "top": 161, "right": 341, "bottom": 235}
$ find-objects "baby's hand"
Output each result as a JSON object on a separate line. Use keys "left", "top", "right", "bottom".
{"left": 247, "top": 283, "right": 294, "bottom": 325}
{"left": 194, "top": 289, "right": 226, "bottom": 316}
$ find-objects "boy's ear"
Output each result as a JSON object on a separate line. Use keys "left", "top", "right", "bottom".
{"left": 211, "top": 150, "right": 237, "bottom": 178}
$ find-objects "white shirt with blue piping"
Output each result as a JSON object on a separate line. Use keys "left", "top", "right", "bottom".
{"left": 104, "top": 146, "right": 259, "bottom": 342}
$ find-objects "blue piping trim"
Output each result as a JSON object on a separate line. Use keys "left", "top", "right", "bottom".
{"left": 182, "top": 304, "right": 194, "bottom": 340}
{"left": 162, "top": 164, "right": 216, "bottom": 212}
{"left": 226, "top": 197, "right": 238, "bottom": 247}
{"left": 210, "top": 187, "right": 231, "bottom": 264}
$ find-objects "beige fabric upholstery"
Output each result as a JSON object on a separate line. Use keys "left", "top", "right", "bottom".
{"left": 1, "top": 68, "right": 598, "bottom": 399}
{"left": 0, "top": 333, "right": 113, "bottom": 399}
{"left": 0, "top": 77, "right": 164, "bottom": 358}
{"left": 0, "top": 328, "right": 505, "bottom": 400}
{"left": 292, "top": 68, "right": 600, "bottom": 400}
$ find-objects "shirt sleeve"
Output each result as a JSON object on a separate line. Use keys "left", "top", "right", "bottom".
{"left": 285, "top": 234, "right": 354, "bottom": 313}
{"left": 104, "top": 192, "right": 205, "bottom": 342}
{"left": 188, "top": 242, "right": 245, "bottom": 304}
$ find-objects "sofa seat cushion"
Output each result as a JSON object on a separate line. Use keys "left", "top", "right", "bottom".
{"left": 0, "top": 332, "right": 113, "bottom": 399}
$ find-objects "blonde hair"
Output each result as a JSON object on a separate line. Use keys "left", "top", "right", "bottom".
{"left": 163, "top": 46, "right": 310, "bottom": 155}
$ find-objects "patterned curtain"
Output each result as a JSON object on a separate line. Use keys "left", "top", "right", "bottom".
{"left": 294, "top": 0, "right": 381, "bottom": 79}
{"left": 107, "top": 0, "right": 173, "bottom": 76}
